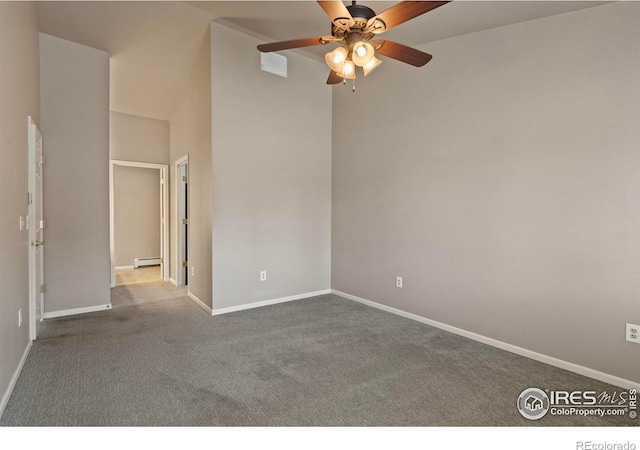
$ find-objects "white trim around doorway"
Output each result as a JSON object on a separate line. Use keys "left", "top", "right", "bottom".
{"left": 109, "top": 159, "right": 169, "bottom": 287}
{"left": 175, "top": 154, "right": 189, "bottom": 289}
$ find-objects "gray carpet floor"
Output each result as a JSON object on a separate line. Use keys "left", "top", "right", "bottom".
{"left": 110, "top": 281, "right": 187, "bottom": 307}
{"left": 0, "top": 281, "right": 635, "bottom": 426}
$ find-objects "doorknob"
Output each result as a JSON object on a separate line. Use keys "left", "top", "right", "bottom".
{"left": 31, "top": 240, "right": 45, "bottom": 247}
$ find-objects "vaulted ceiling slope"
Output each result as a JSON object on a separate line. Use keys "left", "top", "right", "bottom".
{"left": 36, "top": 1, "right": 608, "bottom": 121}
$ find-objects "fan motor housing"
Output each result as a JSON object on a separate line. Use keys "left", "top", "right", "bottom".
{"left": 346, "top": 4, "right": 376, "bottom": 21}
{"left": 331, "top": 4, "right": 376, "bottom": 37}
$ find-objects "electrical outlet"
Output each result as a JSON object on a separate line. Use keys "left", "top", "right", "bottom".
{"left": 191, "top": 266, "right": 195, "bottom": 277}
{"left": 260, "top": 271, "right": 267, "bottom": 281}
{"left": 18, "top": 309, "right": 22, "bottom": 327}
{"left": 627, "top": 323, "right": 640, "bottom": 344}
{"left": 396, "top": 276, "right": 403, "bottom": 288}
{"left": 19, "top": 216, "right": 25, "bottom": 231}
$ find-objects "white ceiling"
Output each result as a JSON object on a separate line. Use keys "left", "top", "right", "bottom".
{"left": 35, "top": 1, "right": 609, "bottom": 121}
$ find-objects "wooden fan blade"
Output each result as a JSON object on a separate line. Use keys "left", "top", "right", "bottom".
{"left": 317, "top": 1, "right": 354, "bottom": 29}
{"left": 257, "top": 36, "right": 332, "bottom": 53}
{"left": 376, "top": 40, "right": 433, "bottom": 67}
{"left": 368, "top": 1, "right": 450, "bottom": 33}
{"left": 258, "top": 36, "right": 336, "bottom": 53}
{"left": 327, "top": 70, "right": 343, "bottom": 85}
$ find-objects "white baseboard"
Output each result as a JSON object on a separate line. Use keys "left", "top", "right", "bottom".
{"left": 188, "top": 291, "right": 213, "bottom": 315}
{"left": 331, "top": 289, "right": 640, "bottom": 391}
{"left": 0, "top": 340, "right": 31, "bottom": 419}
{"left": 115, "top": 265, "right": 134, "bottom": 270}
{"left": 212, "top": 289, "right": 331, "bottom": 316}
{"left": 43, "top": 303, "right": 112, "bottom": 319}
{"left": 169, "top": 278, "right": 177, "bottom": 286}
{"left": 134, "top": 257, "right": 161, "bottom": 268}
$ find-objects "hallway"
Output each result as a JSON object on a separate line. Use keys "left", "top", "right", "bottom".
{"left": 112, "top": 267, "right": 186, "bottom": 308}
{"left": 115, "top": 266, "right": 161, "bottom": 286}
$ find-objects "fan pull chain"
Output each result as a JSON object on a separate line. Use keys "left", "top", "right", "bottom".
{"left": 352, "top": 78, "right": 356, "bottom": 92}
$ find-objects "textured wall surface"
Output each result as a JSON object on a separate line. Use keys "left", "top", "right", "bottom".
{"left": 169, "top": 28, "right": 212, "bottom": 305}
{"left": 332, "top": 3, "right": 640, "bottom": 382}
{"left": 210, "top": 22, "right": 332, "bottom": 311}
{"left": 114, "top": 166, "right": 161, "bottom": 267}
{"left": 40, "top": 33, "right": 110, "bottom": 313}
{"left": 0, "top": 1, "right": 40, "bottom": 415}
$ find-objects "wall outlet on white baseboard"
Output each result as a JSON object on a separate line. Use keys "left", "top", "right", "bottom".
{"left": 627, "top": 323, "right": 639, "bottom": 344}
{"left": 396, "top": 276, "right": 403, "bottom": 288}
{"left": 260, "top": 271, "right": 267, "bottom": 281}
{"left": 18, "top": 309, "right": 22, "bottom": 327}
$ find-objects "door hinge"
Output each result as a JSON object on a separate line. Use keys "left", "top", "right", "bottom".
{"left": 182, "top": 261, "right": 188, "bottom": 268}
{"left": 39, "top": 219, "right": 46, "bottom": 229}
{"left": 182, "top": 219, "right": 189, "bottom": 225}
{"left": 182, "top": 176, "right": 188, "bottom": 183}
{"left": 40, "top": 284, "right": 45, "bottom": 294}
{"left": 27, "top": 193, "right": 33, "bottom": 205}
{"left": 37, "top": 155, "right": 45, "bottom": 166}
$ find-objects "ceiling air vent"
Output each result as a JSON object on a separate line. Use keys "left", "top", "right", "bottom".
{"left": 260, "top": 52, "right": 287, "bottom": 78}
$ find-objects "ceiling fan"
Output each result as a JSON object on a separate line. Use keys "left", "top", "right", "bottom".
{"left": 257, "top": 1, "right": 450, "bottom": 88}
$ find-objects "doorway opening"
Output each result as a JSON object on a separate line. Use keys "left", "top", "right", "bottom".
{"left": 175, "top": 155, "right": 189, "bottom": 287}
{"left": 109, "top": 160, "right": 169, "bottom": 287}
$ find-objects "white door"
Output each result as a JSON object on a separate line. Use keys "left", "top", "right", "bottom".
{"left": 28, "top": 117, "right": 45, "bottom": 340}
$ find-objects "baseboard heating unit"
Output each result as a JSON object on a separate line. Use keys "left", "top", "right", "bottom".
{"left": 133, "top": 257, "right": 161, "bottom": 268}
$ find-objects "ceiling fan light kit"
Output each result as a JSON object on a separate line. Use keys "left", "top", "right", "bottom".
{"left": 352, "top": 41, "right": 375, "bottom": 67}
{"left": 337, "top": 60, "right": 356, "bottom": 79}
{"left": 362, "top": 56, "right": 382, "bottom": 76}
{"left": 325, "top": 46, "right": 348, "bottom": 71}
{"left": 257, "top": 1, "right": 451, "bottom": 89}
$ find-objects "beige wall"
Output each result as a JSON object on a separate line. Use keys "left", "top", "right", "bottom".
{"left": 210, "top": 22, "right": 332, "bottom": 311}
{"left": 169, "top": 28, "right": 212, "bottom": 305}
{"left": 114, "top": 166, "right": 161, "bottom": 267}
{"left": 332, "top": 2, "right": 640, "bottom": 383}
{"left": 0, "top": 2, "right": 40, "bottom": 414}
{"left": 40, "top": 33, "right": 110, "bottom": 313}
{"left": 110, "top": 111, "right": 169, "bottom": 164}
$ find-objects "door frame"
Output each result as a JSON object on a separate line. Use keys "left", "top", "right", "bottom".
{"left": 27, "top": 116, "right": 43, "bottom": 341}
{"left": 175, "top": 154, "right": 189, "bottom": 287}
{"left": 109, "top": 159, "right": 169, "bottom": 287}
